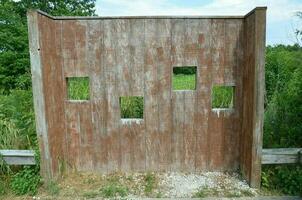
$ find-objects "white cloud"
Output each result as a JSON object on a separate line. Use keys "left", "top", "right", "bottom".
{"left": 95, "top": 0, "right": 302, "bottom": 44}
{"left": 96, "top": 0, "right": 302, "bottom": 21}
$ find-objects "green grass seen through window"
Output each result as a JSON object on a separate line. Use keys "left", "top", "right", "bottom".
{"left": 67, "top": 77, "right": 90, "bottom": 100}
{"left": 212, "top": 86, "right": 234, "bottom": 108}
{"left": 173, "top": 66, "right": 196, "bottom": 90}
{"left": 120, "top": 96, "right": 144, "bottom": 118}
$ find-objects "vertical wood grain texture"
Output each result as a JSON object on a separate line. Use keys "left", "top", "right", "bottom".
{"left": 208, "top": 19, "right": 225, "bottom": 171}
{"left": 241, "top": 7, "right": 266, "bottom": 188}
{"left": 37, "top": 13, "right": 67, "bottom": 176}
{"left": 145, "top": 19, "right": 172, "bottom": 171}
{"left": 65, "top": 102, "right": 81, "bottom": 169}
{"left": 28, "top": 8, "right": 265, "bottom": 188}
{"left": 194, "top": 19, "right": 211, "bottom": 171}
{"left": 103, "top": 19, "right": 121, "bottom": 172}
{"left": 171, "top": 19, "right": 185, "bottom": 171}
{"left": 87, "top": 20, "right": 108, "bottom": 171}
{"left": 127, "top": 19, "right": 146, "bottom": 171}
{"left": 251, "top": 8, "right": 266, "bottom": 188}
{"left": 27, "top": 10, "right": 52, "bottom": 179}
{"left": 222, "top": 19, "right": 243, "bottom": 171}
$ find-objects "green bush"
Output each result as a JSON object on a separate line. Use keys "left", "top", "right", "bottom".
{"left": 10, "top": 166, "right": 41, "bottom": 195}
{"left": 264, "top": 45, "right": 302, "bottom": 148}
{"left": 262, "top": 44, "right": 302, "bottom": 195}
{"left": 262, "top": 165, "right": 302, "bottom": 196}
{"left": 173, "top": 66, "right": 196, "bottom": 75}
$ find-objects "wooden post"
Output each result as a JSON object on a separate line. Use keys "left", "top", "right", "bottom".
{"left": 242, "top": 7, "right": 266, "bottom": 188}
{"left": 27, "top": 10, "right": 52, "bottom": 179}
{"left": 251, "top": 7, "right": 266, "bottom": 188}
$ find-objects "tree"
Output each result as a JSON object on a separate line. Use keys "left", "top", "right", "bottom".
{"left": 264, "top": 45, "right": 302, "bottom": 148}
{"left": 295, "top": 12, "right": 302, "bottom": 44}
{"left": 0, "top": 0, "right": 96, "bottom": 93}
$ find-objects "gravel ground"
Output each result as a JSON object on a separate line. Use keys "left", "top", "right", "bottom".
{"left": 158, "top": 172, "right": 258, "bottom": 198}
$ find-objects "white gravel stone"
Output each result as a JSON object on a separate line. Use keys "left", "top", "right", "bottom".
{"left": 158, "top": 172, "right": 257, "bottom": 198}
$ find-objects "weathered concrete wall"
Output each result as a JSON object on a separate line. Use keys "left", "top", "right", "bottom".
{"left": 27, "top": 7, "right": 266, "bottom": 187}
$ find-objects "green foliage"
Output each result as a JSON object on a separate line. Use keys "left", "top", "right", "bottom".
{"left": 0, "top": 179, "right": 8, "bottom": 195}
{"left": 20, "top": 0, "right": 96, "bottom": 17}
{"left": 0, "top": 90, "right": 40, "bottom": 195}
{"left": 173, "top": 66, "right": 196, "bottom": 75}
{"left": 261, "top": 165, "right": 302, "bottom": 196}
{"left": 144, "top": 172, "right": 156, "bottom": 195}
{"left": 0, "top": 0, "right": 96, "bottom": 93}
{"left": 120, "top": 96, "right": 144, "bottom": 118}
{"left": 67, "top": 77, "right": 90, "bottom": 100}
{"left": 10, "top": 166, "right": 41, "bottom": 195}
{"left": 212, "top": 86, "right": 234, "bottom": 108}
{"left": 264, "top": 45, "right": 302, "bottom": 148}
{"left": 262, "top": 44, "right": 302, "bottom": 195}
{"left": 100, "top": 183, "right": 128, "bottom": 198}
{"left": 0, "top": 0, "right": 30, "bottom": 93}
{"left": 0, "top": 118, "right": 23, "bottom": 149}
{"left": 0, "top": 90, "right": 36, "bottom": 149}
{"left": 0, "top": 153, "right": 11, "bottom": 175}
{"left": 172, "top": 74, "right": 196, "bottom": 90}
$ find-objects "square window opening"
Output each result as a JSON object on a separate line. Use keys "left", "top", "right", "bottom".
{"left": 173, "top": 66, "right": 197, "bottom": 90}
{"left": 120, "top": 96, "right": 144, "bottom": 119}
{"left": 212, "top": 85, "right": 234, "bottom": 109}
{"left": 67, "top": 77, "right": 90, "bottom": 100}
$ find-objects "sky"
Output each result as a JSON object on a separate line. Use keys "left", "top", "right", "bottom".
{"left": 95, "top": 0, "right": 302, "bottom": 45}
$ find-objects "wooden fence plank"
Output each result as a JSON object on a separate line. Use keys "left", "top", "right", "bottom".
{"left": 262, "top": 148, "right": 302, "bottom": 164}
{"left": 0, "top": 150, "right": 35, "bottom": 165}
{"left": 1, "top": 148, "right": 301, "bottom": 166}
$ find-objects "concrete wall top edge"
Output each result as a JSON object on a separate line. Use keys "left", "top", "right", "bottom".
{"left": 27, "top": 7, "right": 267, "bottom": 20}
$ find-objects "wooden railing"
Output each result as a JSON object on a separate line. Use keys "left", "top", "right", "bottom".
{"left": 0, "top": 148, "right": 301, "bottom": 166}
{"left": 0, "top": 150, "right": 35, "bottom": 165}
{"left": 262, "top": 148, "right": 301, "bottom": 164}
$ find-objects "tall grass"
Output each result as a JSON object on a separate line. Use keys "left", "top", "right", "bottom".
{"left": 212, "top": 86, "right": 234, "bottom": 108}
{"left": 0, "top": 90, "right": 36, "bottom": 150}
{"left": 0, "top": 119, "right": 29, "bottom": 150}
{"left": 120, "top": 96, "right": 144, "bottom": 118}
{"left": 67, "top": 77, "right": 90, "bottom": 100}
{"left": 172, "top": 74, "right": 196, "bottom": 90}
